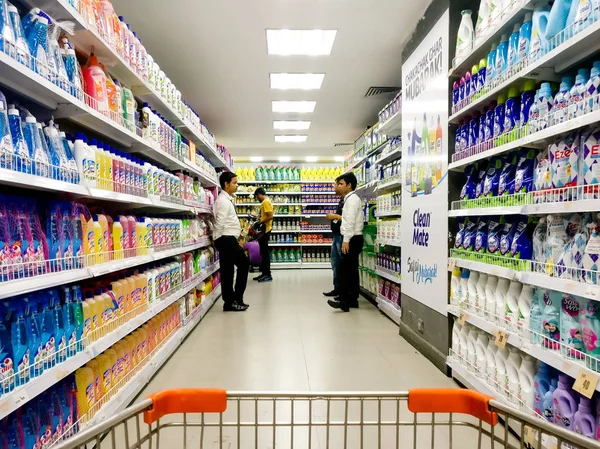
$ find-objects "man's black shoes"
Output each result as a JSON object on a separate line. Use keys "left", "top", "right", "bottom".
{"left": 223, "top": 303, "right": 249, "bottom": 312}
{"left": 323, "top": 290, "right": 338, "bottom": 297}
{"left": 327, "top": 299, "right": 349, "bottom": 312}
{"left": 253, "top": 274, "right": 265, "bottom": 281}
{"left": 332, "top": 296, "right": 359, "bottom": 308}
{"left": 258, "top": 275, "right": 273, "bottom": 283}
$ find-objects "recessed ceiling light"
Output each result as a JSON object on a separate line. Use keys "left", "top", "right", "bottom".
{"left": 272, "top": 101, "right": 316, "bottom": 113}
{"left": 306, "top": 156, "right": 319, "bottom": 162}
{"left": 275, "top": 135, "right": 307, "bottom": 143}
{"left": 279, "top": 156, "right": 292, "bottom": 162}
{"left": 334, "top": 156, "right": 344, "bottom": 162}
{"left": 250, "top": 156, "right": 263, "bottom": 162}
{"left": 266, "top": 29, "right": 337, "bottom": 55}
{"left": 270, "top": 73, "right": 325, "bottom": 90}
{"left": 273, "top": 120, "right": 311, "bottom": 130}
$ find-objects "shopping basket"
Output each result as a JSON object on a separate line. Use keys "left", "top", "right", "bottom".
{"left": 50, "top": 389, "right": 600, "bottom": 449}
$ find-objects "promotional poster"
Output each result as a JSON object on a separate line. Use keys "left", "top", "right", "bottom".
{"left": 401, "top": 9, "right": 449, "bottom": 316}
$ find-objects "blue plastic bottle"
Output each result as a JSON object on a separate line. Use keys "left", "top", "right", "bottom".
{"left": 485, "top": 102, "right": 496, "bottom": 141}
{"left": 504, "top": 87, "right": 521, "bottom": 134}
{"left": 495, "top": 34, "right": 509, "bottom": 77}
{"left": 493, "top": 94, "right": 506, "bottom": 137}
{"left": 24, "top": 116, "right": 50, "bottom": 178}
{"left": 533, "top": 362, "right": 553, "bottom": 418}
{"left": 478, "top": 58, "right": 487, "bottom": 92}
{"left": 37, "top": 293, "right": 57, "bottom": 370}
{"left": 543, "top": 378, "right": 558, "bottom": 422}
{"left": 25, "top": 297, "right": 44, "bottom": 378}
{"left": 520, "top": 80, "right": 537, "bottom": 129}
{"left": 545, "top": 0, "right": 576, "bottom": 40}
{"left": 48, "top": 289, "right": 66, "bottom": 364}
{"left": 0, "top": 304, "right": 15, "bottom": 395}
{"left": 71, "top": 285, "right": 84, "bottom": 352}
{"left": 23, "top": 408, "right": 40, "bottom": 449}
{"left": 0, "top": 96, "right": 13, "bottom": 170}
{"left": 25, "top": 15, "right": 51, "bottom": 80}
{"left": 8, "top": 107, "right": 31, "bottom": 174}
{"left": 568, "top": 68, "right": 589, "bottom": 120}
{"left": 8, "top": 5, "right": 30, "bottom": 68}
{"left": 63, "top": 47, "right": 82, "bottom": 97}
{"left": 9, "top": 300, "right": 30, "bottom": 387}
{"left": 469, "top": 113, "right": 480, "bottom": 148}
{"left": 537, "top": 82, "right": 554, "bottom": 130}
{"left": 478, "top": 107, "right": 487, "bottom": 144}
{"left": 518, "top": 13, "right": 533, "bottom": 63}
{"left": 460, "top": 117, "right": 470, "bottom": 151}
{"left": 486, "top": 43, "right": 497, "bottom": 84}
{"left": 507, "top": 24, "right": 521, "bottom": 72}
{"left": 530, "top": 8, "right": 551, "bottom": 60}
{"left": 528, "top": 89, "right": 540, "bottom": 133}
{"left": 553, "top": 76, "right": 574, "bottom": 125}
{"left": 585, "top": 61, "right": 600, "bottom": 114}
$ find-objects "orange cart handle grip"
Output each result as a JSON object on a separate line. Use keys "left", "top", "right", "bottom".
{"left": 407, "top": 389, "right": 498, "bottom": 426}
{"left": 144, "top": 389, "right": 228, "bottom": 424}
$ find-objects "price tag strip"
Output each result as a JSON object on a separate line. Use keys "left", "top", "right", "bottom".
{"left": 573, "top": 370, "right": 600, "bottom": 399}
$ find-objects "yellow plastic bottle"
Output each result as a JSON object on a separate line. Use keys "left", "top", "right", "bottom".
{"left": 86, "top": 359, "right": 102, "bottom": 407}
{"left": 137, "top": 219, "right": 146, "bottom": 255}
{"left": 112, "top": 342, "right": 126, "bottom": 383}
{"left": 100, "top": 288, "right": 114, "bottom": 333}
{"left": 93, "top": 290, "right": 105, "bottom": 338}
{"left": 75, "top": 367, "right": 96, "bottom": 422}
{"left": 124, "top": 335, "right": 136, "bottom": 375}
{"left": 81, "top": 213, "right": 95, "bottom": 265}
{"left": 93, "top": 216, "right": 103, "bottom": 265}
{"left": 96, "top": 353, "right": 113, "bottom": 400}
{"left": 126, "top": 275, "right": 137, "bottom": 313}
{"left": 81, "top": 293, "right": 94, "bottom": 342}
{"left": 112, "top": 220, "right": 123, "bottom": 260}
{"left": 135, "top": 273, "right": 147, "bottom": 309}
{"left": 84, "top": 292, "right": 99, "bottom": 341}
{"left": 105, "top": 348, "right": 119, "bottom": 393}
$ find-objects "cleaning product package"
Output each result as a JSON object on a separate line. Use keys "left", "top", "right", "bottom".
{"left": 509, "top": 215, "right": 534, "bottom": 261}
{"left": 545, "top": 214, "right": 570, "bottom": 275}
{"left": 483, "top": 157, "right": 503, "bottom": 197}
{"left": 518, "top": 13, "right": 533, "bottom": 62}
{"left": 583, "top": 217, "right": 600, "bottom": 284}
{"left": 8, "top": 107, "right": 31, "bottom": 174}
{"left": 493, "top": 95, "right": 506, "bottom": 137}
{"left": 475, "top": 161, "right": 488, "bottom": 198}
{"left": 487, "top": 216, "right": 503, "bottom": 256}
{"left": 475, "top": 0, "right": 491, "bottom": 38}
{"left": 581, "top": 297, "right": 600, "bottom": 371}
{"left": 532, "top": 217, "right": 548, "bottom": 271}
{"left": 475, "top": 217, "right": 489, "bottom": 254}
{"left": 462, "top": 219, "right": 478, "bottom": 252}
{"left": 498, "top": 152, "right": 517, "bottom": 197}
{"left": 507, "top": 24, "right": 521, "bottom": 72}
{"left": 549, "top": 131, "right": 580, "bottom": 199}
{"left": 460, "top": 164, "right": 477, "bottom": 201}
{"left": 499, "top": 216, "right": 517, "bottom": 257}
{"left": 568, "top": 69, "right": 590, "bottom": 120}
{"left": 560, "top": 293, "right": 584, "bottom": 359}
{"left": 503, "top": 87, "right": 521, "bottom": 135}
{"left": 552, "top": 77, "right": 574, "bottom": 126}
{"left": 585, "top": 61, "right": 600, "bottom": 114}
{"left": 537, "top": 83, "right": 554, "bottom": 131}
{"left": 514, "top": 148, "right": 536, "bottom": 194}
{"left": 542, "top": 289, "right": 561, "bottom": 350}
{"left": 529, "top": 287, "right": 545, "bottom": 344}
{"left": 455, "top": 218, "right": 467, "bottom": 249}
{"left": 484, "top": 102, "right": 496, "bottom": 141}
{"left": 580, "top": 126, "right": 600, "bottom": 196}
{"left": 520, "top": 80, "right": 537, "bottom": 128}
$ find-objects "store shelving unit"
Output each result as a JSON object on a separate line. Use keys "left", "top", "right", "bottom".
{"left": 377, "top": 295, "right": 402, "bottom": 325}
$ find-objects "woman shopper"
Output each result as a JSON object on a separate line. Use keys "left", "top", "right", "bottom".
{"left": 213, "top": 171, "right": 249, "bottom": 312}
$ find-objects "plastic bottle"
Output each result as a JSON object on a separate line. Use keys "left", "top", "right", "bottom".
{"left": 518, "top": 13, "right": 533, "bottom": 63}
{"left": 25, "top": 298, "right": 43, "bottom": 378}
{"left": 457, "top": 269, "right": 470, "bottom": 308}
{"left": 574, "top": 397, "right": 596, "bottom": 438}
{"left": 83, "top": 52, "right": 108, "bottom": 113}
{"left": 477, "top": 58, "right": 487, "bottom": 92}
{"left": 473, "top": 331, "right": 488, "bottom": 378}
{"left": 9, "top": 301, "right": 30, "bottom": 387}
{"left": 568, "top": 68, "right": 590, "bottom": 120}
{"left": 517, "top": 354, "right": 536, "bottom": 410}
{"left": 466, "top": 326, "right": 478, "bottom": 371}
{"left": 26, "top": 16, "right": 51, "bottom": 80}
{"left": 484, "top": 275, "right": 499, "bottom": 319}
{"left": 553, "top": 76, "right": 574, "bottom": 125}
{"left": 61, "top": 287, "right": 77, "bottom": 358}
{"left": 74, "top": 132, "right": 96, "bottom": 187}
{"left": 484, "top": 338, "right": 497, "bottom": 384}
{"left": 473, "top": 272, "right": 487, "bottom": 314}
{"left": 456, "top": 10, "right": 474, "bottom": 62}
{"left": 503, "top": 87, "right": 521, "bottom": 135}
{"left": 537, "top": 82, "right": 554, "bottom": 131}
{"left": 23, "top": 116, "right": 48, "bottom": 177}
{"left": 8, "top": 107, "right": 30, "bottom": 173}
{"left": 486, "top": 43, "right": 497, "bottom": 84}
{"left": 584, "top": 61, "right": 600, "bottom": 114}
{"left": 493, "top": 346, "right": 509, "bottom": 392}
{"left": 494, "top": 278, "right": 510, "bottom": 325}
{"left": 530, "top": 7, "right": 550, "bottom": 60}
{"left": 516, "top": 285, "right": 534, "bottom": 336}
{"left": 466, "top": 270, "right": 479, "bottom": 312}
{"left": 520, "top": 80, "right": 537, "bottom": 128}
{"left": 112, "top": 219, "right": 123, "bottom": 259}
{"left": 37, "top": 294, "right": 56, "bottom": 370}
{"left": 504, "top": 348, "right": 522, "bottom": 403}
{"left": 75, "top": 367, "right": 95, "bottom": 419}
{"left": 493, "top": 94, "right": 506, "bottom": 137}
{"left": 48, "top": 290, "right": 66, "bottom": 364}
{"left": 494, "top": 34, "right": 509, "bottom": 77}
{"left": 573, "top": 0, "right": 600, "bottom": 34}
{"left": 533, "top": 363, "right": 553, "bottom": 418}
{"left": 507, "top": 24, "right": 520, "bottom": 72}
{"left": 122, "top": 86, "right": 135, "bottom": 127}
{"left": 63, "top": 48, "right": 82, "bottom": 97}
{"left": 553, "top": 374, "right": 578, "bottom": 430}
{"left": 475, "top": 0, "right": 491, "bottom": 38}
{"left": 544, "top": 378, "right": 558, "bottom": 422}
{"left": 504, "top": 280, "right": 522, "bottom": 329}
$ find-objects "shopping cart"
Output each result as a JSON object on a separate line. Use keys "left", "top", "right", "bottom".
{"left": 51, "top": 389, "right": 600, "bottom": 449}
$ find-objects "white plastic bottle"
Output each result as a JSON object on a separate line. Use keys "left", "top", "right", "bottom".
{"left": 475, "top": 273, "right": 488, "bottom": 315}
{"left": 458, "top": 269, "right": 470, "bottom": 308}
{"left": 450, "top": 267, "right": 462, "bottom": 305}
{"left": 485, "top": 338, "right": 498, "bottom": 384}
{"left": 474, "top": 331, "right": 489, "bottom": 378}
{"left": 518, "top": 354, "right": 537, "bottom": 411}
{"left": 466, "top": 326, "right": 479, "bottom": 372}
{"left": 505, "top": 348, "right": 522, "bottom": 404}
{"left": 456, "top": 10, "right": 475, "bottom": 62}
{"left": 505, "top": 280, "right": 523, "bottom": 329}
{"left": 484, "top": 275, "right": 499, "bottom": 319}
{"left": 458, "top": 322, "right": 470, "bottom": 361}
{"left": 516, "top": 285, "right": 534, "bottom": 337}
{"left": 493, "top": 346, "right": 509, "bottom": 392}
{"left": 495, "top": 278, "right": 511, "bottom": 324}
{"left": 467, "top": 271, "right": 480, "bottom": 311}
{"left": 73, "top": 132, "right": 96, "bottom": 188}
{"left": 452, "top": 320, "right": 462, "bottom": 357}
{"left": 475, "top": 0, "right": 492, "bottom": 38}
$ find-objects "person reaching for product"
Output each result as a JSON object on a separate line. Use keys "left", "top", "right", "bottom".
{"left": 253, "top": 187, "right": 274, "bottom": 283}
{"left": 323, "top": 179, "right": 344, "bottom": 297}
{"left": 213, "top": 171, "right": 249, "bottom": 312}
{"left": 328, "top": 173, "right": 364, "bottom": 312}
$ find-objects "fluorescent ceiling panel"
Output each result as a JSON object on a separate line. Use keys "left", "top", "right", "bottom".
{"left": 266, "top": 29, "right": 337, "bottom": 55}
{"left": 334, "top": 156, "right": 344, "bottom": 162}
{"left": 270, "top": 73, "right": 325, "bottom": 90}
{"left": 250, "top": 156, "right": 263, "bottom": 162}
{"left": 273, "top": 120, "right": 311, "bottom": 130}
{"left": 275, "top": 135, "right": 308, "bottom": 143}
{"left": 272, "top": 101, "right": 316, "bottom": 113}
{"left": 306, "top": 156, "right": 319, "bottom": 162}
{"left": 279, "top": 156, "right": 292, "bottom": 162}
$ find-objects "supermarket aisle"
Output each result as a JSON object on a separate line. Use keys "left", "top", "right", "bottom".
{"left": 141, "top": 269, "right": 456, "bottom": 393}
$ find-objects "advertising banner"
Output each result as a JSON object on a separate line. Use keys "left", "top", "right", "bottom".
{"left": 401, "top": 9, "right": 449, "bottom": 316}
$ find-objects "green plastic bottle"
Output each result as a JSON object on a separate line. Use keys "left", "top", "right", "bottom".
{"left": 122, "top": 86, "right": 135, "bottom": 127}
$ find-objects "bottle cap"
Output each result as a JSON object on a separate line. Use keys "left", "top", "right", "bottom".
{"left": 497, "top": 94, "right": 506, "bottom": 105}
{"left": 577, "top": 68, "right": 590, "bottom": 83}
{"left": 479, "top": 57, "right": 487, "bottom": 68}
{"left": 508, "top": 87, "right": 520, "bottom": 98}
{"left": 524, "top": 12, "right": 532, "bottom": 22}
{"left": 75, "top": 132, "right": 85, "bottom": 140}
{"left": 592, "top": 62, "right": 600, "bottom": 78}
{"left": 472, "top": 64, "right": 479, "bottom": 74}
{"left": 513, "top": 23, "right": 520, "bottom": 33}
{"left": 500, "top": 34, "right": 508, "bottom": 42}
{"left": 490, "top": 43, "right": 497, "bottom": 51}
{"left": 462, "top": 9, "right": 472, "bottom": 15}
{"left": 524, "top": 79, "right": 537, "bottom": 92}
{"left": 26, "top": 116, "right": 36, "bottom": 123}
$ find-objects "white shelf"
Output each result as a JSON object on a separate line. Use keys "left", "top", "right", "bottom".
{"left": 450, "top": 16, "right": 600, "bottom": 124}
{"left": 301, "top": 229, "right": 332, "bottom": 233}
{"left": 302, "top": 243, "right": 333, "bottom": 247}
{"left": 301, "top": 262, "right": 331, "bottom": 269}
{"left": 270, "top": 243, "right": 302, "bottom": 247}
{"left": 272, "top": 262, "right": 303, "bottom": 269}
{"left": 377, "top": 110, "right": 402, "bottom": 136}
{"left": 377, "top": 209, "right": 402, "bottom": 218}
{"left": 450, "top": 257, "right": 519, "bottom": 280}
{"left": 0, "top": 238, "right": 212, "bottom": 299}
{"left": 375, "top": 148, "right": 402, "bottom": 166}
{"left": 87, "top": 286, "right": 221, "bottom": 426}
{"left": 377, "top": 178, "right": 402, "bottom": 191}
{"left": 271, "top": 230, "right": 301, "bottom": 233}
{"left": 375, "top": 268, "right": 402, "bottom": 284}
{"left": 448, "top": 305, "right": 600, "bottom": 392}
{"left": 355, "top": 180, "right": 378, "bottom": 197}
{"left": 240, "top": 180, "right": 301, "bottom": 184}
{"left": 0, "top": 264, "right": 220, "bottom": 420}
{"left": 377, "top": 295, "right": 402, "bottom": 325}
{"left": 378, "top": 239, "right": 402, "bottom": 247}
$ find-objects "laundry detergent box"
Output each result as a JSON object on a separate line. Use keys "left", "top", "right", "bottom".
{"left": 549, "top": 131, "right": 580, "bottom": 200}
{"left": 580, "top": 126, "right": 600, "bottom": 198}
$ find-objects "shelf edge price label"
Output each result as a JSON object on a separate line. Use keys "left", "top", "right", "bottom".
{"left": 573, "top": 370, "right": 599, "bottom": 399}
{"left": 458, "top": 312, "right": 467, "bottom": 326}
{"left": 495, "top": 330, "right": 508, "bottom": 349}
{"left": 448, "top": 259, "right": 456, "bottom": 271}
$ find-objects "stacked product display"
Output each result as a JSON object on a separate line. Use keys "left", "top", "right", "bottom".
{"left": 447, "top": 0, "right": 600, "bottom": 444}
{"left": 0, "top": 0, "right": 223, "bottom": 444}
{"left": 236, "top": 164, "right": 341, "bottom": 269}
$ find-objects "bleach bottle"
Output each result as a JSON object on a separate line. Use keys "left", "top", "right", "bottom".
{"left": 507, "top": 23, "right": 521, "bottom": 72}
{"left": 486, "top": 43, "right": 497, "bottom": 84}
{"left": 553, "top": 374, "right": 578, "bottom": 430}
{"left": 574, "top": 397, "right": 596, "bottom": 439}
{"left": 8, "top": 108, "right": 30, "bottom": 173}
{"left": 26, "top": 16, "right": 51, "bottom": 80}
{"left": 478, "top": 58, "right": 487, "bottom": 92}
{"left": 553, "top": 77, "right": 574, "bottom": 125}
{"left": 568, "top": 68, "right": 590, "bottom": 120}
{"left": 518, "top": 13, "right": 533, "bottom": 63}
{"left": 584, "top": 61, "right": 600, "bottom": 114}
{"left": 495, "top": 34, "right": 509, "bottom": 77}
{"left": 537, "top": 82, "right": 554, "bottom": 131}
{"left": 534, "top": 363, "right": 553, "bottom": 418}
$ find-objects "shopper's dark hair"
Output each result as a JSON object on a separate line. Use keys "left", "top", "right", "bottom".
{"left": 335, "top": 175, "right": 343, "bottom": 182}
{"left": 219, "top": 171, "right": 238, "bottom": 189}
{"left": 337, "top": 172, "right": 357, "bottom": 190}
{"left": 254, "top": 187, "right": 266, "bottom": 197}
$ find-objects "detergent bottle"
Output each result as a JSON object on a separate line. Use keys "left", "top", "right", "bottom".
{"left": 474, "top": 272, "right": 488, "bottom": 314}
{"left": 503, "top": 87, "right": 521, "bottom": 135}
{"left": 568, "top": 68, "right": 589, "bottom": 120}
{"left": 8, "top": 5, "right": 30, "bottom": 67}
{"left": 505, "top": 280, "right": 522, "bottom": 329}
{"left": 478, "top": 58, "right": 487, "bottom": 92}
{"left": 83, "top": 52, "right": 108, "bottom": 114}
{"left": 75, "top": 367, "right": 95, "bottom": 421}
{"left": 63, "top": 47, "right": 82, "bottom": 97}
{"left": 561, "top": 294, "right": 584, "bottom": 359}
{"left": 543, "top": 378, "right": 558, "bottom": 422}
{"left": 516, "top": 285, "right": 534, "bottom": 336}
{"left": 484, "top": 338, "right": 497, "bottom": 384}
{"left": 48, "top": 290, "right": 66, "bottom": 364}
{"left": 573, "top": 0, "right": 599, "bottom": 34}
{"left": 37, "top": 293, "right": 56, "bottom": 370}
{"left": 493, "top": 346, "right": 509, "bottom": 393}
{"left": 96, "top": 353, "right": 113, "bottom": 400}
{"left": 530, "top": 7, "right": 550, "bottom": 60}
{"left": 537, "top": 82, "right": 554, "bottom": 130}
{"left": 534, "top": 363, "right": 553, "bottom": 418}
{"left": 493, "top": 94, "right": 506, "bottom": 137}
{"left": 61, "top": 286, "right": 77, "bottom": 358}
{"left": 9, "top": 300, "right": 30, "bottom": 387}
{"left": 507, "top": 23, "right": 521, "bottom": 72}
{"left": 24, "top": 298, "right": 43, "bottom": 378}
{"left": 574, "top": 397, "right": 596, "bottom": 438}
{"left": 74, "top": 133, "right": 96, "bottom": 187}
{"left": 520, "top": 80, "right": 537, "bottom": 128}
{"left": 26, "top": 16, "right": 51, "bottom": 80}
{"left": 484, "top": 275, "right": 499, "bottom": 319}
{"left": 475, "top": 0, "right": 491, "bottom": 38}
{"left": 456, "top": 10, "right": 474, "bottom": 62}
{"left": 71, "top": 285, "right": 85, "bottom": 352}
{"left": 494, "top": 34, "right": 509, "bottom": 77}
{"left": 494, "top": 278, "right": 511, "bottom": 324}
{"left": 584, "top": 61, "right": 600, "bottom": 114}
{"left": 473, "top": 331, "right": 489, "bottom": 377}
{"left": 486, "top": 43, "right": 497, "bottom": 83}
{"left": 553, "top": 374, "right": 578, "bottom": 429}
{"left": 517, "top": 355, "right": 536, "bottom": 410}
{"left": 8, "top": 107, "right": 31, "bottom": 173}
{"left": 554, "top": 77, "right": 574, "bottom": 125}
{"left": 504, "top": 348, "right": 522, "bottom": 403}
{"left": 518, "top": 13, "right": 533, "bottom": 63}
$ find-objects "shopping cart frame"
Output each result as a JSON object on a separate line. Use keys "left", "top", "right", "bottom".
{"left": 50, "top": 389, "right": 600, "bottom": 449}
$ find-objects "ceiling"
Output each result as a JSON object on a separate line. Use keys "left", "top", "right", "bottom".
{"left": 111, "top": 0, "right": 431, "bottom": 160}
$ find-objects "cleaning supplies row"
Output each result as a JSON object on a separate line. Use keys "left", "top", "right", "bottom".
{"left": 378, "top": 92, "right": 402, "bottom": 124}
{"left": 272, "top": 219, "right": 301, "bottom": 232}
{"left": 377, "top": 219, "right": 401, "bottom": 242}
{"left": 531, "top": 213, "right": 599, "bottom": 283}
{"left": 180, "top": 273, "right": 220, "bottom": 319}
{"left": 301, "top": 194, "right": 339, "bottom": 204}
{"left": 474, "top": 0, "right": 525, "bottom": 42}
{"left": 301, "top": 234, "right": 333, "bottom": 244}
{"left": 377, "top": 253, "right": 401, "bottom": 277}
{"left": 379, "top": 278, "right": 401, "bottom": 306}
{"left": 453, "top": 215, "right": 534, "bottom": 262}
{"left": 302, "top": 206, "right": 336, "bottom": 215}
{"left": 360, "top": 251, "right": 377, "bottom": 272}
{"left": 381, "top": 159, "right": 402, "bottom": 182}
{"left": 237, "top": 166, "right": 343, "bottom": 182}
{"left": 302, "top": 249, "right": 331, "bottom": 263}
{"left": 273, "top": 233, "right": 300, "bottom": 243}
{"left": 72, "top": 0, "right": 216, "bottom": 151}
{"left": 360, "top": 267, "right": 379, "bottom": 296}
{"left": 235, "top": 205, "right": 302, "bottom": 216}
{"left": 235, "top": 195, "right": 301, "bottom": 204}
{"left": 271, "top": 248, "right": 302, "bottom": 263}
{"left": 377, "top": 191, "right": 402, "bottom": 213}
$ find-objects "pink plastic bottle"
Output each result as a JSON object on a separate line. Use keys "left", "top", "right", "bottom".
{"left": 118, "top": 216, "right": 130, "bottom": 258}
{"left": 83, "top": 53, "right": 108, "bottom": 113}
{"left": 127, "top": 216, "right": 137, "bottom": 256}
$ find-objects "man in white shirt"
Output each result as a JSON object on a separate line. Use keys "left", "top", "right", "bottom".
{"left": 214, "top": 171, "right": 249, "bottom": 312}
{"left": 327, "top": 173, "right": 364, "bottom": 312}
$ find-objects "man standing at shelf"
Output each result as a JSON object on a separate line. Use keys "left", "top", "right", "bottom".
{"left": 328, "top": 172, "right": 364, "bottom": 312}
{"left": 253, "top": 187, "right": 274, "bottom": 283}
{"left": 214, "top": 171, "right": 249, "bottom": 312}
{"left": 323, "top": 179, "right": 344, "bottom": 297}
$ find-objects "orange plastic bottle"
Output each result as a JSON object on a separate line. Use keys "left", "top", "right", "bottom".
{"left": 84, "top": 52, "right": 108, "bottom": 113}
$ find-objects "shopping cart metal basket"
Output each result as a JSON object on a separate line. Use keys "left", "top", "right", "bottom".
{"left": 51, "top": 389, "right": 600, "bottom": 449}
